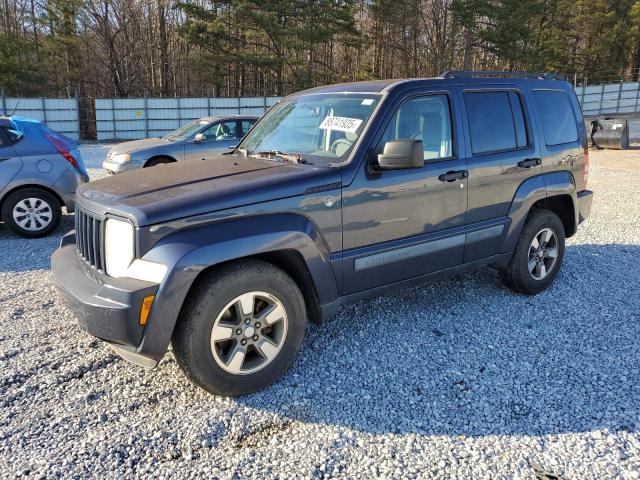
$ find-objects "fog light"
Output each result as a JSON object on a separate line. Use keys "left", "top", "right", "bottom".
{"left": 139, "top": 295, "right": 155, "bottom": 326}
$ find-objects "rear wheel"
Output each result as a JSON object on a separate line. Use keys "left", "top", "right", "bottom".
{"left": 1, "top": 188, "right": 61, "bottom": 238}
{"left": 172, "top": 260, "right": 307, "bottom": 396}
{"left": 144, "top": 156, "right": 174, "bottom": 168}
{"left": 502, "top": 209, "right": 565, "bottom": 295}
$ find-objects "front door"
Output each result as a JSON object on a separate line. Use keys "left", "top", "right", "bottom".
{"left": 184, "top": 120, "right": 240, "bottom": 161}
{"left": 341, "top": 92, "right": 468, "bottom": 294}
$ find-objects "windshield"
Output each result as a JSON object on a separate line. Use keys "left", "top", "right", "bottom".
{"left": 237, "top": 93, "right": 381, "bottom": 165}
{"left": 163, "top": 119, "right": 209, "bottom": 142}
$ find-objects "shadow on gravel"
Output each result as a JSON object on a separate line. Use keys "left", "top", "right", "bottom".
{"left": 236, "top": 243, "right": 640, "bottom": 438}
{"left": 0, "top": 214, "right": 74, "bottom": 272}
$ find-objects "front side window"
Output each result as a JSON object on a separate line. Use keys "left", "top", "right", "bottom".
{"left": 202, "top": 121, "right": 237, "bottom": 141}
{"left": 237, "top": 94, "right": 381, "bottom": 165}
{"left": 378, "top": 94, "right": 453, "bottom": 162}
{"left": 532, "top": 90, "right": 578, "bottom": 146}
{"left": 163, "top": 119, "right": 209, "bottom": 142}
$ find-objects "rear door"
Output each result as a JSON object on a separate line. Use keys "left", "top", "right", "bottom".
{"left": 0, "top": 126, "right": 23, "bottom": 192}
{"left": 183, "top": 120, "right": 239, "bottom": 161}
{"left": 458, "top": 86, "right": 542, "bottom": 262}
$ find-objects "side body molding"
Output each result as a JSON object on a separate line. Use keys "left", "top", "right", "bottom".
{"left": 136, "top": 213, "right": 339, "bottom": 361}
{"left": 501, "top": 172, "right": 577, "bottom": 254}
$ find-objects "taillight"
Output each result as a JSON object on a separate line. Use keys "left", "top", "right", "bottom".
{"left": 583, "top": 148, "right": 589, "bottom": 189}
{"left": 44, "top": 131, "right": 79, "bottom": 169}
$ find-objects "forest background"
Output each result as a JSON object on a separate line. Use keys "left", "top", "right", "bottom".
{"left": 1, "top": 0, "right": 640, "bottom": 98}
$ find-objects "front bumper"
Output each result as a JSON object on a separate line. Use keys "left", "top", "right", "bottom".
{"left": 102, "top": 160, "right": 139, "bottom": 174}
{"left": 51, "top": 233, "right": 158, "bottom": 358}
{"left": 577, "top": 190, "right": 593, "bottom": 224}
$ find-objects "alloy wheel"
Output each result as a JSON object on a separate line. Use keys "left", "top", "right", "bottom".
{"left": 210, "top": 291, "right": 288, "bottom": 375}
{"left": 527, "top": 228, "right": 559, "bottom": 280}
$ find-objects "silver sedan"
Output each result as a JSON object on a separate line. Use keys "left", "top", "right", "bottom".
{"left": 102, "top": 115, "right": 258, "bottom": 174}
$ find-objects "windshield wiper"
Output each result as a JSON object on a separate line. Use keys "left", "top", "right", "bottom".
{"left": 251, "top": 150, "right": 308, "bottom": 164}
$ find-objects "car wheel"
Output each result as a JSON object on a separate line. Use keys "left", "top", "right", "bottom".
{"left": 1, "top": 188, "right": 62, "bottom": 238}
{"left": 502, "top": 208, "right": 565, "bottom": 295}
{"left": 144, "top": 157, "right": 174, "bottom": 168}
{"left": 172, "top": 260, "right": 307, "bottom": 396}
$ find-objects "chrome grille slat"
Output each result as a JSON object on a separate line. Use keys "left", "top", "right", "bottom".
{"left": 87, "top": 217, "right": 95, "bottom": 265}
{"left": 83, "top": 213, "right": 90, "bottom": 259}
{"left": 74, "top": 208, "right": 104, "bottom": 272}
{"left": 92, "top": 218, "right": 101, "bottom": 271}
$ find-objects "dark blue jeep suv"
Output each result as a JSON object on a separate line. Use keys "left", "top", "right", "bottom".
{"left": 52, "top": 72, "right": 593, "bottom": 396}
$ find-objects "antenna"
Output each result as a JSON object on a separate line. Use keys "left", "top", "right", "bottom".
{"left": 8, "top": 97, "right": 20, "bottom": 117}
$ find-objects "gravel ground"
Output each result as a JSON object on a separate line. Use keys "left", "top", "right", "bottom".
{"left": 1, "top": 146, "right": 640, "bottom": 479}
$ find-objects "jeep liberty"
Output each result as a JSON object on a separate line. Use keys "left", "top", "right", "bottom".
{"left": 52, "top": 71, "right": 593, "bottom": 396}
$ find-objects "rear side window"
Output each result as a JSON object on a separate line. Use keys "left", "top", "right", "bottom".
{"left": 240, "top": 120, "right": 255, "bottom": 137}
{"left": 464, "top": 91, "right": 528, "bottom": 155}
{"left": 532, "top": 90, "right": 578, "bottom": 146}
{"left": 509, "top": 92, "right": 528, "bottom": 148}
{"left": 1, "top": 126, "right": 23, "bottom": 144}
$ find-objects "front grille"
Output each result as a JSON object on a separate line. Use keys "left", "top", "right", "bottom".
{"left": 75, "top": 208, "right": 104, "bottom": 272}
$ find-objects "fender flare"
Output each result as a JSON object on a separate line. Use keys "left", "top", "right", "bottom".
{"left": 501, "top": 172, "right": 577, "bottom": 253}
{"left": 136, "top": 213, "right": 338, "bottom": 361}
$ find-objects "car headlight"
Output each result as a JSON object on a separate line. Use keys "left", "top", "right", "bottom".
{"left": 104, "top": 218, "right": 135, "bottom": 278}
{"left": 110, "top": 153, "right": 131, "bottom": 164}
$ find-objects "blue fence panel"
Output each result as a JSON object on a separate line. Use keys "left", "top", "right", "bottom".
{"left": 95, "top": 96, "right": 280, "bottom": 140}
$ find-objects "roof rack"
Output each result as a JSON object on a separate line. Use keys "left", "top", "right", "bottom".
{"left": 439, "top": 70, "right": 565, "bottom": 81}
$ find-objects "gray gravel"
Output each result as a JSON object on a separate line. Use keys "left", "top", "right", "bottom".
{"left": 1, "top": 147, "right": 640, "bottom": 479}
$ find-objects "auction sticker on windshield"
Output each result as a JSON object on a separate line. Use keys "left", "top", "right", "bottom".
{"left": 319, "top": 116, "right": 363, "bottom": 133}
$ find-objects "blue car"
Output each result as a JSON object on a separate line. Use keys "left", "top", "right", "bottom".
{"left": 0, "top": 116, "right": 89, "bottom": 237}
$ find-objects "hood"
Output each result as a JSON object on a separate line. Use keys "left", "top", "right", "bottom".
{"left": 108, "top": 137, "right": 172, "bottom": 155}
{"left": 77, "top": 153, "right": 341, "bottom": 226}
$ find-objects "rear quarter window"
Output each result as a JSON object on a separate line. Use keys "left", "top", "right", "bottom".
{"left": 532, "top": 90, "right": 578, "bottom": 146}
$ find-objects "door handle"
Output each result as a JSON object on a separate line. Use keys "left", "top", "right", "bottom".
{"left": 0, "top": 157, "right": 10, "bottom": 162}
{"left": 517, "top": 158, "right": 542, "bottom": 168}
{"left": 438, "top": 170, "right": 468, "bottom": 182}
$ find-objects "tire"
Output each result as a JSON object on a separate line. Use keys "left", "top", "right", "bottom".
{"left": 144, "top": 157, "right": 174, "bottom": 168}
{"left": 502, "top": 208, "right": 565, "bottom": 295}
{"left": 172, "top": 260, "right": 307, "bottom": 396}
{"left": 1, "top": 188, "right": 62, "bottom": 238}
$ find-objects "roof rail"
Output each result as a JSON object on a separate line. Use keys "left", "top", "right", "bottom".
{"left": 439, "top": 70, "right": 565, "bottom": 81}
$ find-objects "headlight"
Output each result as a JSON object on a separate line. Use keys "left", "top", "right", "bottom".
{"left": 104, "top": 218, "right": 135, "bottom": 278}
{"left": 110, "top": 153, "right": 131, "bottom": 164}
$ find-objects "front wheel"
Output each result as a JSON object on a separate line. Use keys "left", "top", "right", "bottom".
{"left": 502, "top": 209, "right": 565, "bottom": 295}
{"left": 172, "top": 260, "right": 307, "bottom": 396}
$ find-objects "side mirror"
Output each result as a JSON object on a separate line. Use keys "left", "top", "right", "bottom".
{"left": 193, "top": 133, "right": 205, "bottom": 143}
{"left": 376, "top": 140, "right": 424, "bottom": 170}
